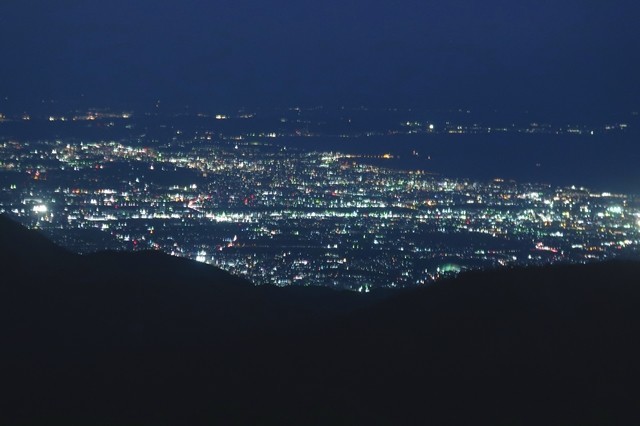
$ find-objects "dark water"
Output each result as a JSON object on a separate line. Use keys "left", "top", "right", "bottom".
{"left": 2, "top": 118, "right": 638, "bottom": 193}
{"left": 276, "top": 133, "right": 640, "bottom": 194}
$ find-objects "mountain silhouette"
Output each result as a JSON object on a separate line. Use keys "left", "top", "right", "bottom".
{"left": 2, "top": 214, "right": 640, "bottom": 425}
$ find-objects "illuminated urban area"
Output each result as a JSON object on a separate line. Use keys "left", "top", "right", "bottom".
{"left": 1, "top": 107, "right": 639, "bottom": 290}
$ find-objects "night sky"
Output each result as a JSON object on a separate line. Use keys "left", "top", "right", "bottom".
{"left": 1, "top": 0, "right": 639, "bottom": 112}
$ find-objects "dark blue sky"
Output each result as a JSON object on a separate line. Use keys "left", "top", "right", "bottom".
{"left": 1, "top": 0, "right": 639, "bottom": 112}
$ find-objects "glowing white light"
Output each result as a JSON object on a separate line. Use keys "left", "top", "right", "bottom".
{"left": 32, "top": 204, "right": 48, "bottom": 213}
{"left": 429, "top": 124, "right": 435, "bottom": 130}
{"left": 196, "top": 251, "right": 207, "bottom": 263}
{"left": 608, "top": 206, "right": 623, "bottom": 214}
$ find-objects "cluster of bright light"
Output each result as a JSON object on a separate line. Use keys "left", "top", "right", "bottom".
{"left": 608, "top": 206, "right": 624, "bottom": 214}
{"left": 196, "top": 251, "right": 207, "bottom": 263}
{"left": 32, "top": 204, "right": 48, "bottom": 213}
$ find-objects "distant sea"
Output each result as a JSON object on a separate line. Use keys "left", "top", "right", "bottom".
{"left": 276, "top": 133, "right": 640, "bottom": 195}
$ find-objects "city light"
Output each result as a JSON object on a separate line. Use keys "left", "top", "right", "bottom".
{"left": 32, "top": 204, "right": 48, "bottom": 213}
{"left": 1, "top": 108, "right": 638, "bottom": 290}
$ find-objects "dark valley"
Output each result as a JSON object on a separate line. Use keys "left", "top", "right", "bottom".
{"left": 3, "top": 214, "right": 640, "bottom": 425}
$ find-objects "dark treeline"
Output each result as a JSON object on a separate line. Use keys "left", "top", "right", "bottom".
{"left": 2, "top": 214, "right": 640, "bottom": 425}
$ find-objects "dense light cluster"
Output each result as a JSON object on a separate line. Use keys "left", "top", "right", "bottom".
{"left": 1, "top": 135, "right": 639, "bottom": 290}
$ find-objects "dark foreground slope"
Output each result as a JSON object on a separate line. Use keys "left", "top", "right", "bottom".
{"left": 2, "top": 215, "right": 640, "bottom": 425}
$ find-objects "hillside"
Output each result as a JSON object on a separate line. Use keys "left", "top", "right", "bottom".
{"left": 2, "top": 214, "right": 640, "bottom": 425}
